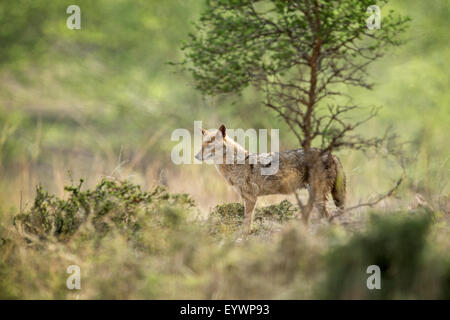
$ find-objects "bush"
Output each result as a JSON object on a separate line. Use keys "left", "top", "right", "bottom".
{"left": 13, "top": 178, "right": 195, "bottom": 247}
{"left": 208, "top": 200, "right": 298, "bottom": 238}
{"left": 1, "top": 179, "right": 449, "bottom": 299}
{"left": 320, "top": 209, "right": 450, "bottom": 299}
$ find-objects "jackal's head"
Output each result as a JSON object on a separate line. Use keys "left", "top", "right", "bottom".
{"left": 195, "top": 124, "right": 228, "bottom": 162}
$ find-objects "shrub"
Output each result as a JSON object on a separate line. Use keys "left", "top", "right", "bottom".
{"left": 208, "top": 200, "right": 298, "bottom": 238}
{"left": 320, "top": 209, "right": 450, "bottom": 299}
{"left": 255, "top": 200, "right": 298, "bottom": 222}
{"left": 2, "top": 179, "right": 449, "bottom": 299}
{"left": 13, "top": 178, "right": 195, "bottom": 246}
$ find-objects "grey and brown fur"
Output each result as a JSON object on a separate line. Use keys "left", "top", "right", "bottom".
{"left": 195, "top": 124, "right": 346, "bottom": 234}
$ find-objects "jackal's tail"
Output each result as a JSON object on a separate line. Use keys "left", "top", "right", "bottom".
{"left": 331, "top": 156, "right": 346, "bottom": 210}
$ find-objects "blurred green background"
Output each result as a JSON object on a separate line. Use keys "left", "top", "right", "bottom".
{"left": 0, "top": 0, "right": 448, "bottom": 211}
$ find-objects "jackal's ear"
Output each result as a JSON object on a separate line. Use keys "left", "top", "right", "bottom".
{"left": 201, "top": 128, "right": 206, "bottom": 135}
{"left": 218, "top": 124, "right": 226, "bottom": 137}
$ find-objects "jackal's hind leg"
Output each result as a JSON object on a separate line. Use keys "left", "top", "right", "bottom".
{"left": 243, "top": 198, "right": 256, "bottom": 235}
{"left": 316, "top": 194, "right": 329, "bottom": 219}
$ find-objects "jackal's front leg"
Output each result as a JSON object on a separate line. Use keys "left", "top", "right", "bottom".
{"left": 243, "top": 198, "right": 256, "bottom": 235}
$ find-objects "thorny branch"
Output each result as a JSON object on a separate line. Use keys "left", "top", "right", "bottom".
{"left": 328, "top": 174, "right": 404, "bottom": 222}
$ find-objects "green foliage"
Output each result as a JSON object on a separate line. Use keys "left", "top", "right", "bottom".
{"left": 13, "top": 178, "right": 195, "bottom": 245}
{"left": 182, "top": 0, "right": 409, "bottom": 95}
{"left": 321, "top": 210, "right": 450, "bottom": 299}
{"left": 0, "top": 1, "right": 60, "bottom": 66}
{"left": 255, "top": 199, "right": 297, "bottom": 222}
{"left": 0, "top": 0, "right": 204, "bottom": 168}
{"left": 208, "top": 200, "right": 297, "bottom": 237}
{"left": 208, "top": 202, "right": 244, "bottom": 236}
{"left": 1, "top": 180, "right": 450, "bottom": 299}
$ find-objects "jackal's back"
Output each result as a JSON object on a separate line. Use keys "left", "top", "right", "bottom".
{"left": 253, "top": 149, "right": 344, "bottom": 202}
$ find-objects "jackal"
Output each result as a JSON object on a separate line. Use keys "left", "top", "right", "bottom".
{"left": 195, "top": 124, "right": 346, "bottom": 234}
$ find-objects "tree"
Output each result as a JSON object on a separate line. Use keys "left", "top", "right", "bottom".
{"left": 181, "top": 0, "right": 409, "bottom": 222}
